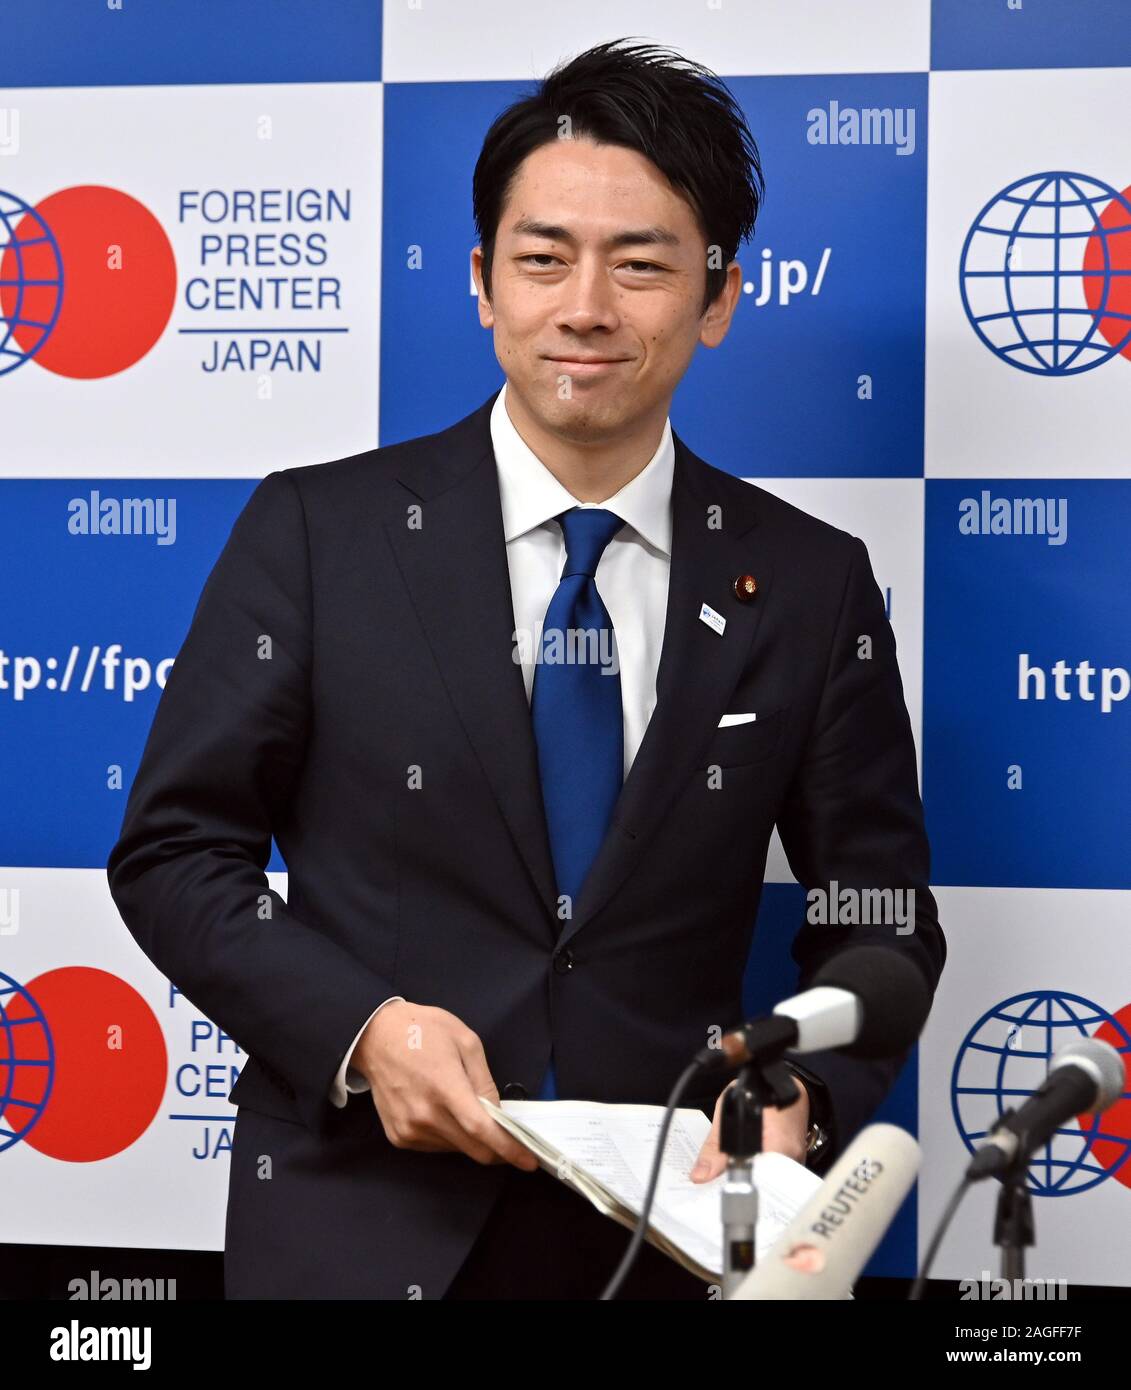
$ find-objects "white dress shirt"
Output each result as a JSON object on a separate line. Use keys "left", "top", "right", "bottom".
{"left": 328, "top": 382, "right": 675, "bottom": 1106}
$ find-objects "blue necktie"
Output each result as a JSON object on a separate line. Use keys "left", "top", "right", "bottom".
{"left": 531, "top": 507, "right": 625, "bottom": 1100}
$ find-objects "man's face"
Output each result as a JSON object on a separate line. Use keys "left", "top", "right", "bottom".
{"left": 472, "top": 137, "right": 740, "bottom": 443}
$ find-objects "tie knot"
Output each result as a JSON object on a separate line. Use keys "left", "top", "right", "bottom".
{"left": 558, "top": 507, "right": 624, "bottom": 579}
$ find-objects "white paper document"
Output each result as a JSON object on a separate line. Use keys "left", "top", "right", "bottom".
{"left": 481, "top": 1097, "right": 824, "bottom": 1283}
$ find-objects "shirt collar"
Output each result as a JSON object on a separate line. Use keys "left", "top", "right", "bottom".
{"left": 490, "top": 380, "right": 674, "bottom": 556}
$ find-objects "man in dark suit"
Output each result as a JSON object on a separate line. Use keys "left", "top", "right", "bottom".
{"left": 106, "top": 39, "right": 944, "bottom": 1299}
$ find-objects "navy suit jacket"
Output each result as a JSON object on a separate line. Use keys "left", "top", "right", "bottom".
{"left": 106, "top": 387, "right": 945, "bottom": 1298}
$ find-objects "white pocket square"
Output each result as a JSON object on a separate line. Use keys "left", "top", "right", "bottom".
{"left": 717, "top": 712, "right": 757, "bottom": 727}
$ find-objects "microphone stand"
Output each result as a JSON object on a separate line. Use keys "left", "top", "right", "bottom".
{"left": 993, "top": 1151, "right": 1034, "bottom": 1284}
{"left": 720, "top": 1058, "right": 800, "bottom": 1298}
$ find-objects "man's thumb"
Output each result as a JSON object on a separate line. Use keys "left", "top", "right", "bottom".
{"left": 690, "top": 1136, "right": 724, "bottom": 1182}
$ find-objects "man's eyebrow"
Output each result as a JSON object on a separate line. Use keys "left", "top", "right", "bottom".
{"left": 509, "top": 217, "right": 682, "bottom": 250}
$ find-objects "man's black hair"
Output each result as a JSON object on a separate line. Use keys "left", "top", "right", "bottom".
{"left": 472, "top": 37, "right": 765, "bottom": 316}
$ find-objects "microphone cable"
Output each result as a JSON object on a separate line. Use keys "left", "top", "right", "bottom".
{"left": 908, "top": 1174, "right": 971, "bottom": 1300}
{"left": 599, "top": 1060, "right": 702, "bottom": 1300}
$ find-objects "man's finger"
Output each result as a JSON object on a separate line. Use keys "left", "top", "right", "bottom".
{"left": 448, "top": 1088, "right": 540, "bottom": 1169}
{"left": 446, "top": 1040, "right": 539, "bottom": 1170}
{"left": 690, "top": 1112, "right": 725, "bottom": 1181}
{"left": 690, "top": 1087, "right": 730, "bottom": 1182}
{"left": 454, "top": 1027, "right": 500, "bottom": 1103}
{"left": 398, "top": 1080, "right": 514, "bottom": 1166}
{"left": 690, "top": 1131, "right": 726, "bottom": 1182}
{"left": 432, "top": 1118, "right": 506, "bottom": 1166}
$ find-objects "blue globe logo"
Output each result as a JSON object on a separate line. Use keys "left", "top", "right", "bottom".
{"left": 952, "top": 991, "right": 1131, "bottom": 1196}
{"left": 0, "top": 189, "right": 65, "bottom": 377}
{"left": 959, "top": 171, "right": 1131, "bottom": 375}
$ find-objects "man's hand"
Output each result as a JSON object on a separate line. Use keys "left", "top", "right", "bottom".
{"left": 352, "top": 1000, "right": 539, "bottom": 1172}
{"left": 689, "top": 1075, "right": 810, "bottom": 1181}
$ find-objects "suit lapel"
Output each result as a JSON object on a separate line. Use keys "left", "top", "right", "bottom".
{"left": 383, "top": 394, "right": 560, "bottom": 945}
{"left": 559, "top": 436, "right": 771, "bottom": 949}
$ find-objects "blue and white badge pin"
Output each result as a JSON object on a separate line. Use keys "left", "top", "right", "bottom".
{"left": 698, "top": 602, "right": 726, "bottom": 636}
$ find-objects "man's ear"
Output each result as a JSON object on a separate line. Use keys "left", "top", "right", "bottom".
{"left": 699, "top": 260, "right": 743, "bottom": 349}
{"left": 471, "top": 247, "right": 495, "bottom": 328}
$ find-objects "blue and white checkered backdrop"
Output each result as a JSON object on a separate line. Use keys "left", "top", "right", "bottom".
{"left": 2, "top": 0, "right": 1130, "bottom": 1287}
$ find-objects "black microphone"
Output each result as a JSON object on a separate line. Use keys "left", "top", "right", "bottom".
{"left": 696, "top": 946, "right": 932, "bottom": 1072}
{"left": 966, "top": 1037, "right": 1126, "bottom": 1181}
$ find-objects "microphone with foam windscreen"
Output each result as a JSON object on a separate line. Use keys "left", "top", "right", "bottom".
{"left": 731, "top": 1123, "right": 921, "bottom": 1300}
{"left": 696, "top": 945, "right": 933, "bottom": 1073}
{"left": 966, "top": 1036, "right": 1126, "bottom": 1181}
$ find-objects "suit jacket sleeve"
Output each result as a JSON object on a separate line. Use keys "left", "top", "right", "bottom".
{"left": 775, "top": 534, "right": 946, "bottom": 1158}
{"left": 106, "top": 470, "right": 396, "bottom": 1134}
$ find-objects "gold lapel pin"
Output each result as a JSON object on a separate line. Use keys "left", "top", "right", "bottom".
{"left": 733, "top": 573, "right": 758, "bottom": 602}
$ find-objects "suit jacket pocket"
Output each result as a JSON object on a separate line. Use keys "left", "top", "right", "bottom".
{"left": 699, "top": 704, "right": 788, "bottom": 769}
